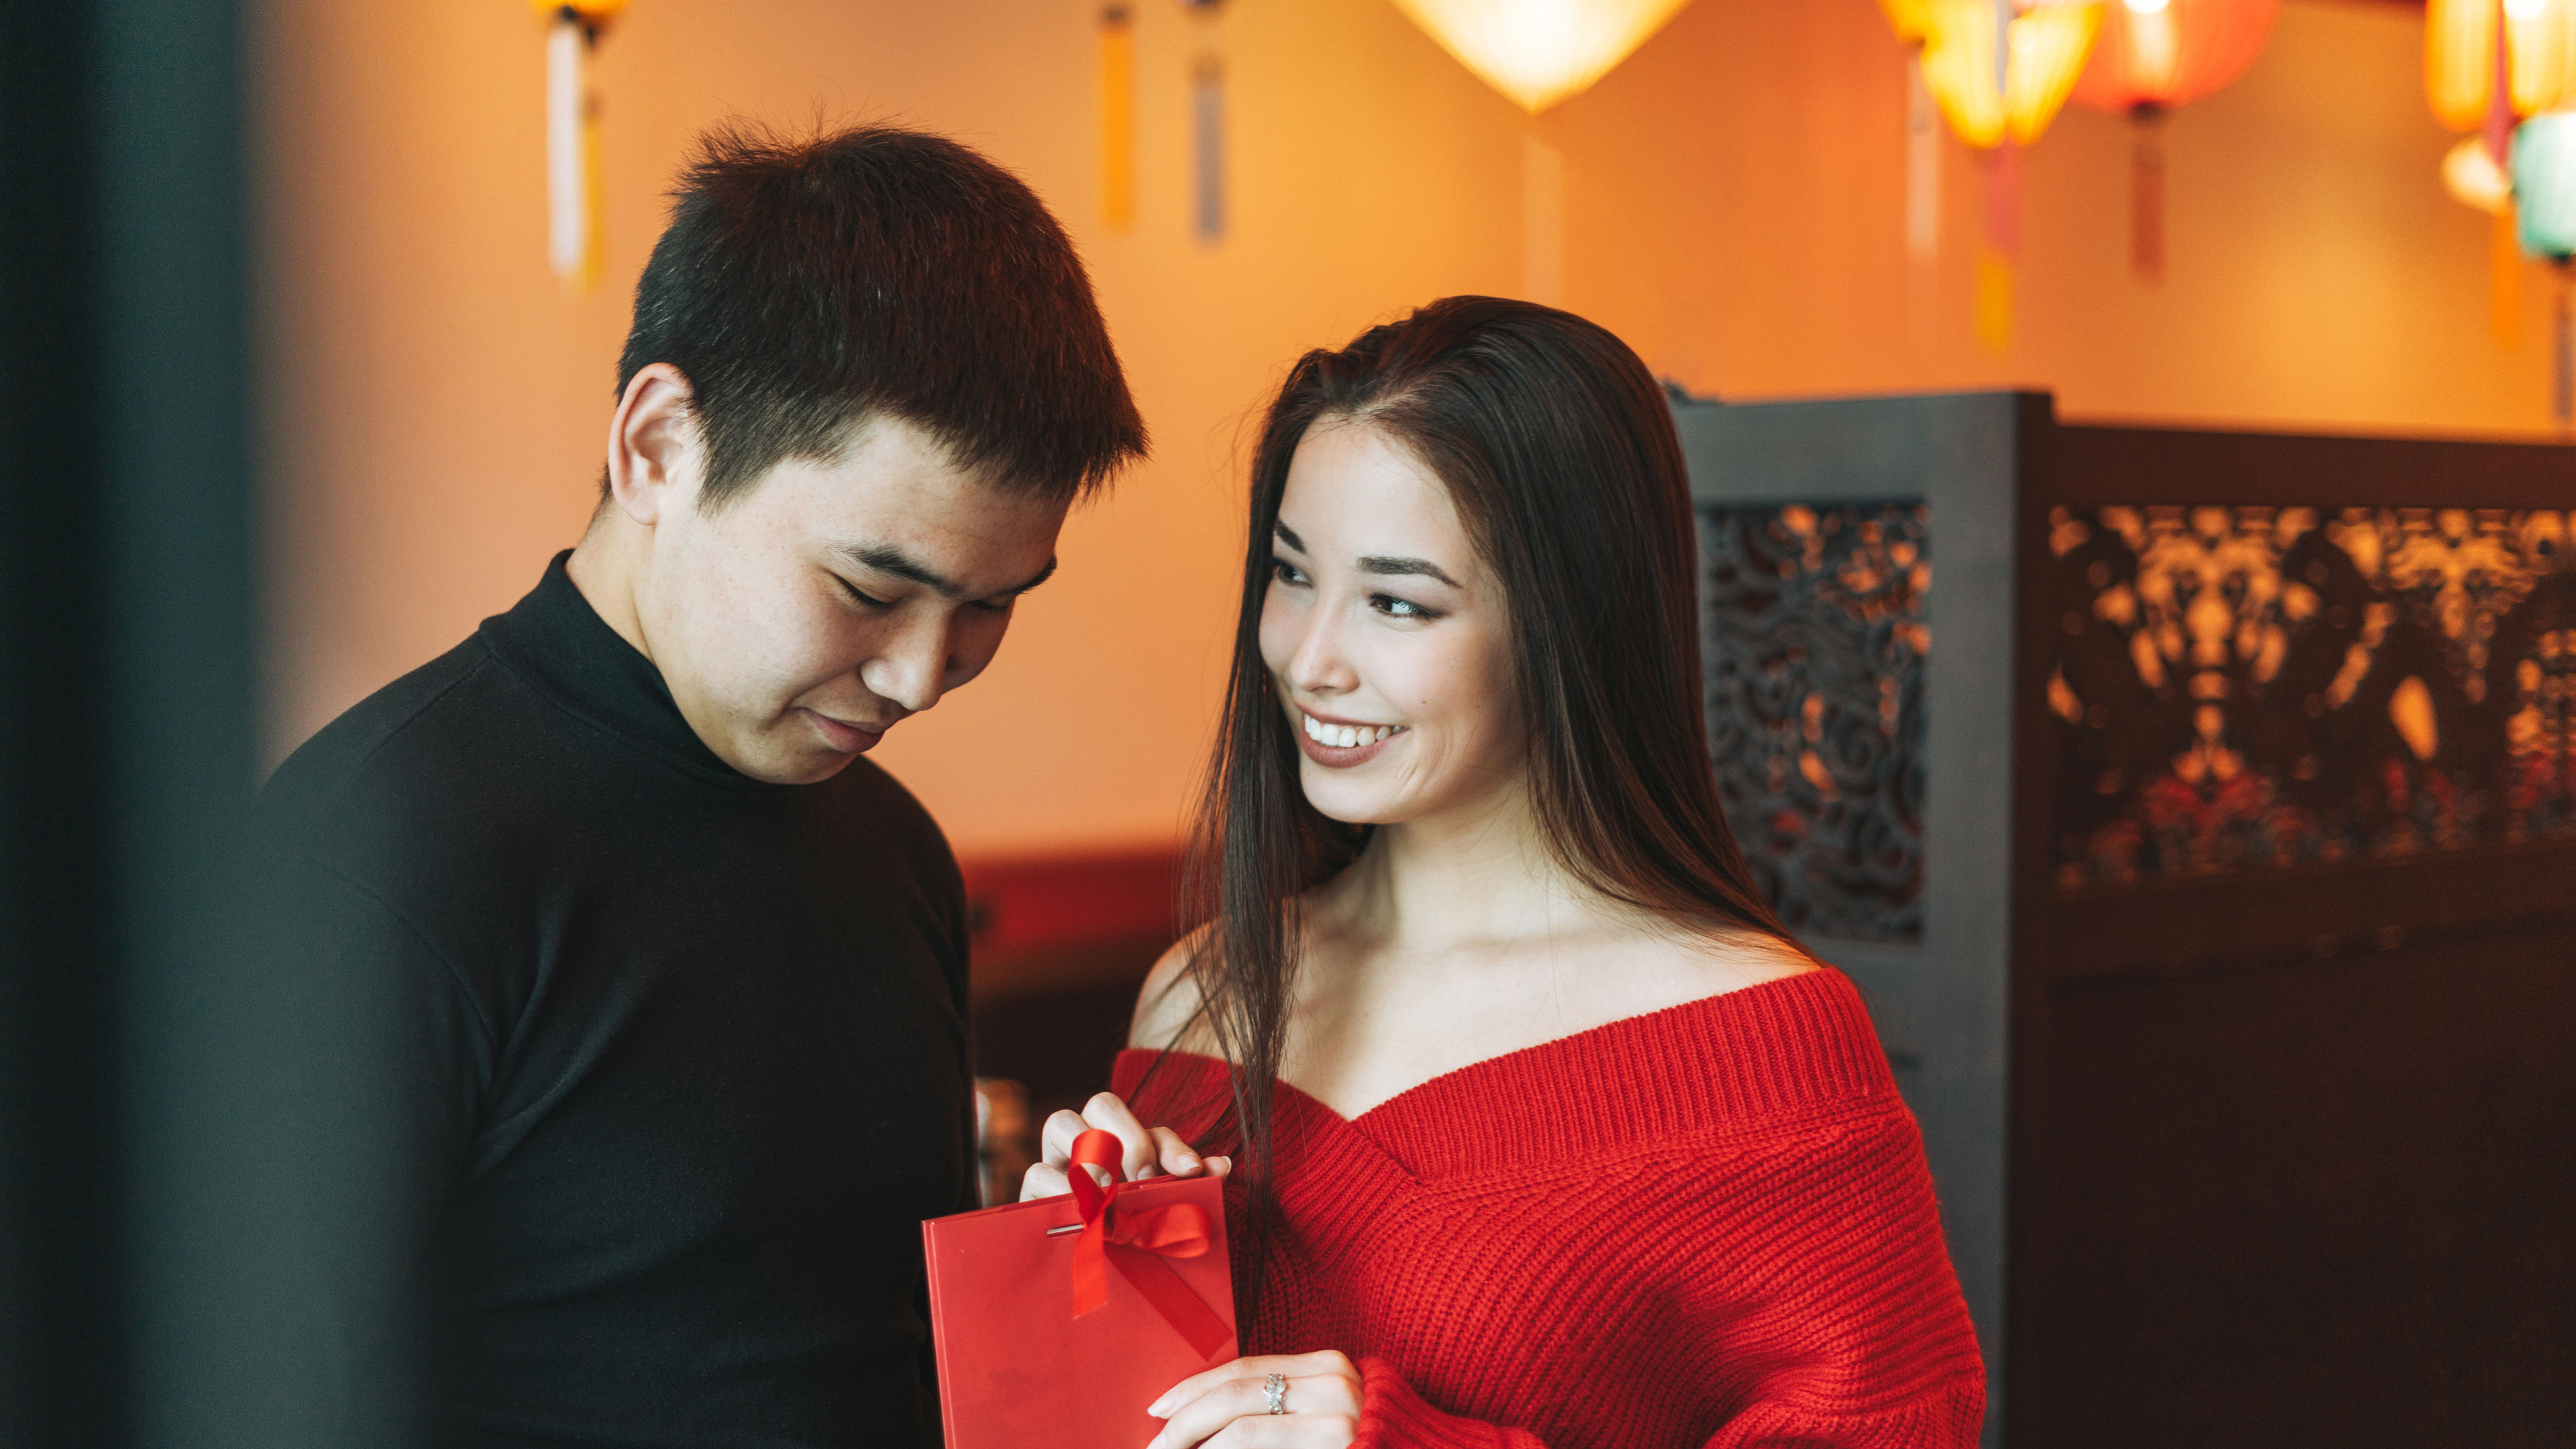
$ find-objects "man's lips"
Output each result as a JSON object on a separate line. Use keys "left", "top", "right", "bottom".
{"left": 804, "top": 708, "right": 891, "bottom": 754}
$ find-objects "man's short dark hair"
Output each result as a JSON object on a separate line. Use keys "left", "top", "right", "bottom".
{"left": 618, "top": 121, "right": 1148, "bottom": 509}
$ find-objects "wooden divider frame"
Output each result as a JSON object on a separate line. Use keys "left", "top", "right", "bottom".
{"left": 1675, "top": 389, "right": 2038, "bottom": 1449}
{"left": 1678, "top": 388, "right": 2576, "bottom": 1448}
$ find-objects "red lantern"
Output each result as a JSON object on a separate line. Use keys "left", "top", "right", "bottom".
{"left": 2072, "top": 0, "right": 2280, "bottom": 282}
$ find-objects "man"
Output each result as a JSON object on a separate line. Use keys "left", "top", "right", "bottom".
{"left": 256, "top": 122, "right": 1145, "bottom": 1446}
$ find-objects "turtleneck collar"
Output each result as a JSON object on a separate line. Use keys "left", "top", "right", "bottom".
{"left": 479, "top": 551, "right": 788, "bottom": 794}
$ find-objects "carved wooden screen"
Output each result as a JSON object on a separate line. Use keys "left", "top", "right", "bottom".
{"left": 2045, "top": 506, "right": 2576, "bottom": 888}
{"left": 1701, "top": 502, "right": 1931, "bottom": 942}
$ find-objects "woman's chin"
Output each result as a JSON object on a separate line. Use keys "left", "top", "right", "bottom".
{"left": 1298, "top": 774, "right": 1411, "bottom": 828}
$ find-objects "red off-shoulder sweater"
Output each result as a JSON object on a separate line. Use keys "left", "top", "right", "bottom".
{"left": 1111, "top": 968, "right": 1985, "bottom": 1449}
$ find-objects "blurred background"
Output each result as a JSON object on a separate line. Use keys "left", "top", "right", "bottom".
{"left": 5, "top": 1, "right": 2571, "bottom": 1446}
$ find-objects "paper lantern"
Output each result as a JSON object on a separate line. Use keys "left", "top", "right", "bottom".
{"left": 2446, "top": 133, "right": 2516, "bottom": 213}
{"left": 1910, "top": 2, "right": 2105, "bottom": 351}
{"left": 2428, "top": 0, "right": 2576, "bottom": 131}
{"left": 533, "top": 1, "right": 631, "bottom": 294}
{"left": 2072, "top": 0, "right": 2276, "bottom": 111}
{"left": 1388, "top": 0, "right": 1699, "bottom": 113}
{"left": 2070, "top": 0, "right": 2279, "bottom": 282}
{"left": 2514, "top": 109, "right": 2576, "bottom": 258}
{"left": 1917, "top": 0, "right": 2106, "bottom": 150}
{"left": 2429, "top": 2, "right": 2576, "bottom": 347}
{"left": 2508, "top": 110, "right": 2576, "bottom": 428}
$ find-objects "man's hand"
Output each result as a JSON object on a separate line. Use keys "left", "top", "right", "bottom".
{"left": 1017, "top": 1091, "right": 1230, "bottom": 1199}
{"left": 1145, "top": 1352, "right": 1362, "bottom": 1448}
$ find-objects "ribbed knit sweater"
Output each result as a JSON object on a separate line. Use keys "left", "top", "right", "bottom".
{"left": 1112, "top": 969, "right": 1984, "bottom": 1449}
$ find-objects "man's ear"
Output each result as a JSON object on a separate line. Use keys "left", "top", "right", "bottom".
{"left": 605, "top": 362, "right": 702, "bottom": 526}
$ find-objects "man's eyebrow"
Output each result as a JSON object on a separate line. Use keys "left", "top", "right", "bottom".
{"left": 1006, "top": 556, "right": 1059, "bottom": 596}
{"left": 1358, "top": 555, "right": 1462, "bottom": 588}
{"left": 839, "top": 543, "right": 959, "bottom": 598}
{"left": 1273, "top": 521, "right": 1307, "bottom": 553}
{"left": 837, "top": 543, "right": 1057, "bottom": 602}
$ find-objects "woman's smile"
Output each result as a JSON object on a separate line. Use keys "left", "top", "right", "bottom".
{"left": 1295, "top": 706, "right": 1408, "bottom": 767}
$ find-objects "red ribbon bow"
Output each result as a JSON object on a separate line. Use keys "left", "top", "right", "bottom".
{"left": 1065, "top": 1128, "right": 1232, "bottom": 1360}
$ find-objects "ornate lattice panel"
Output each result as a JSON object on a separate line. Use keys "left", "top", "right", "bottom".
{"left": 2049, "top": 506, "right": 2576, "bottom": 888}
{"left": 1702, "top": 502, "right": 1929, "bottom": 943}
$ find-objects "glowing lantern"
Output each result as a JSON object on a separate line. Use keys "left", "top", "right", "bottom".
{"left": 533, "top": 1, "right": 631, "bottom": 295}
{"left": 1909, "top": 1, "right": 2106, "bottom": 350}
{"left": 2429, "top": 1, "right": 2576, "bottom": 345}
{"left": 2510, "top": 110, "right": 2576, "bottom": 427}
{"left": 2515, "top": 110, "right": 2576, "bottom": 257}
{"left": 2429, "top": 0, "right": 2576, "bottom": 129}
{"left": 2070, "top": 0, "right": 2279, "bottom": 282}
{"left": 1917, "top": 0, "right": 2105, "bottom": 149}
{"left": 1387, "top": 0, "right": 1699, "bottom": 113}
{"left": 2445, "top": 135, "right": 2515, "bottom": 214}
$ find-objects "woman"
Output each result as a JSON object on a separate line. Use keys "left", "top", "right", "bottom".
{"left": 1023, "top": 298, "right": 1983, "bottom": 1448}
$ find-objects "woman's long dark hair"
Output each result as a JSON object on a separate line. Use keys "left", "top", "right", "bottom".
{"left": 1162, "top": 296, "right": 1797, "bottom": 1211}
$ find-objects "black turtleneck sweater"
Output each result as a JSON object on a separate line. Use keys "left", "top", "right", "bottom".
{"left": 254, "top": 553, "right": 975, "bottom": 1448}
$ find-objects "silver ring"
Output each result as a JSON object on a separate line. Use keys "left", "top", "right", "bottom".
{"left": 1264, "top": 1372, "right": 1288, "bottom": 1415}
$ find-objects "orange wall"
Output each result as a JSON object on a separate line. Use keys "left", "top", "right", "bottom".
{"left": 260, "top": 0, "right": 2556, "bottom": 857}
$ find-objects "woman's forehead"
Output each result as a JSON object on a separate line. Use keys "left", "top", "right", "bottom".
{"left": 1280, "top": 423, "right": 1468, "bottom": 558}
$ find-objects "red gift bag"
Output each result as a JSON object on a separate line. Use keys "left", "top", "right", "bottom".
{"left": 922, "top": 1130, "right": 1238, "bottom": 1449}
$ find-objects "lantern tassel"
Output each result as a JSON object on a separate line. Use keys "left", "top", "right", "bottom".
{"left": 1100, "top": 6, "right": 1136, "bottom": 231}
{"left": 1523, "top": 131, "right": 1565, "bottom": 307}
{"left": 544, "top": 10, "right": 608, "bottom": 294}
{"left": 2486, "top": 13, "right": 2520, "bottom": 348}
{"left": 1974, "top": 141, "right": 2019, "bottom": 352}
{"left": 2130, "top": 105, "right": 2165, "bottom": 285}
{"left": 1191, "top": 53, "right": 1225, "bottom": 243}
{"left": 2555, "top": 263, "right": 2573, "bottom": 435}
{"left": 1906, "top": 55, "right": 1941, "bottom": 264}
{"left": 2496, "top": 204, "right": 2524, "bottom": 349}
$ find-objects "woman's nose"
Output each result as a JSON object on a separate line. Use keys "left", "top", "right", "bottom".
{"left": 1287, "top": 604, "right": 1358, "bottom": 695}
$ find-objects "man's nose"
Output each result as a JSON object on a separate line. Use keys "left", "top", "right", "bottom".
{"left": 861, "top": 612, "right": 953, "bottom": 715}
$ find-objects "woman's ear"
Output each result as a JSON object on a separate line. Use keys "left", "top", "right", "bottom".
{"left": 604, "top": 362, "right": 702, "bottom": 526}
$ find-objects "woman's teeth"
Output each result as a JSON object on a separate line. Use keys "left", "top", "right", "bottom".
{"left": 1302, "top": 714, "right": 1403, "bottom": 749}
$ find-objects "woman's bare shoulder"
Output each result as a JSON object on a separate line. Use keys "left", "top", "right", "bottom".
{"left": 1684, "top": 924, "right": 1821, "bottom": 993}
{"left": 1603, "top": 919, "right": 1819, "bottom": 1018}
{"left": 1129, "top": 926, "right": 1214, "bottom": 1052}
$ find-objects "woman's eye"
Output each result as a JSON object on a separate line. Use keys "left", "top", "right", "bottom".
{"left": 1269, "top": 558, "right": 1309, "bottom": 587}
{"left": 1371, "top": 594, "right": 1440, "bottom": 621}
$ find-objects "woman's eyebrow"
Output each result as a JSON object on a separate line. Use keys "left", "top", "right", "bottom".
{"left": 1273, "top": 521, "right": 1307, "bottom": 553}
{"left": 1358, "top": 555, "right": 1460, "bottom": 588}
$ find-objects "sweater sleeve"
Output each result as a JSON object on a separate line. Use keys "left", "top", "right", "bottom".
{"left": 1350, "top": 1102, "right": 1986, "bottom": 1449}
{"left": 250, "top": 847, "right": 497, "bottom": 1442}
{"left": 1354, "top": 1358, "right": 1984, "bottom": 1449}
{"left": 1355, "top": 1360, "right": 1545, "bottom": 1449}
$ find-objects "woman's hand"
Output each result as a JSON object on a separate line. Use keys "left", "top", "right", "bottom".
{"left": 1017, "top": 1091, "right": 1231, "bottom": 1201}
{"left": 1145, "top": 1352, "right": 1362, "bottom": 1448}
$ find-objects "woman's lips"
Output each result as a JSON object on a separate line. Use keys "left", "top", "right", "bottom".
{"left": 805, "top": 708, "right": 888, "bottom": 754}
{"left": 1294, "top": 709, "right": 1405, "bottom": 769}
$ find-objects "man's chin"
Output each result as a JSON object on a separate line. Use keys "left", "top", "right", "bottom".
{"left": 717, "top": 733, "right": 867, "bottom": 787}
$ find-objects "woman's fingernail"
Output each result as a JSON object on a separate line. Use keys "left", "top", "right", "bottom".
{"left": 1146, "top": 1395, "right": 1171, "bottom": 1417}
{"left": 1178, "top": 1152, "right": 1201, "bottom": 1169}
